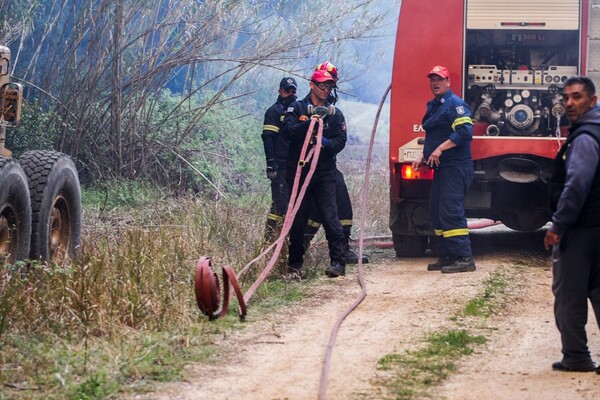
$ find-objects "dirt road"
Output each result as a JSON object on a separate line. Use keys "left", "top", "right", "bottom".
{"left": 130, "top": 232, "right": 600, "bottom": 400}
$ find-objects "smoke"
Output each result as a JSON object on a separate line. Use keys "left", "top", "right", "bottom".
{"left": 336, "top": 0, "right": 400, "bottom": 104}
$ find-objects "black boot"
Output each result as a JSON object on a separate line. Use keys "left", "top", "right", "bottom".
{"left": 345, "top": 248, "right": 369, "bottom": 264}
{"left": 325, "top": 261, "right": 345, "bottom": 278}
{"left": 441, "top": 257, "right": 476, "bottom": 274}
{"left": 427, "top": 256, "right": 456, "bottom": 271}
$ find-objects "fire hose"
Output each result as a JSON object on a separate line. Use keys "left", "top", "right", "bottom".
{"left": 194, "top": 111, "right": 326, "bottom": 320}
{"left": 317, "top": 83, "right": 391, "bottom": 400}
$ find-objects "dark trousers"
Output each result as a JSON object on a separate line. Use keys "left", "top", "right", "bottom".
{"left": 288, "top": 173, "right": 346, "bottom": 267}
{"left": 306, "top": 169, "right": 353, "bottom": 240}
{"left": 552, "top": 226, "right": 600, "bottom": 366}
{"left": 429, "top": 164, "right": 473, "bottom": 257}
{"left": 265, "top": 168, "right": 290, "bottom": 235}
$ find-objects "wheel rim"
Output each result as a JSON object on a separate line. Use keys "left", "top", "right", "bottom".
{"left": 49, "top": 192, "right": 72, "bottom": 263}
{"left": 0, "top": 204, "right": 20, "bottom": 264}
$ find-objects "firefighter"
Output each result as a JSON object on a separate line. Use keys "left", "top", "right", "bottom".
{"left": 282, "top": 67, "right": 347, "bottom": 278}
{"left": 412, "top": 65, "right": 476, "bottom": 273}
{"left": 261, "top": 77, "right": 298, "bottom": 241}
{"left": 303, "top": 61, "right": 369, "bottom": 265}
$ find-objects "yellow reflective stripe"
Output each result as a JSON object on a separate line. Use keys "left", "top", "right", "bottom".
{"left": 339, "top": 219, "right": 352, "bottom": 227}
{"left": 451, "top": 116, "right": 473, "bottom": 131}
{"left": 263, "top": 124, "right": 280, "bottom": 133}
{"left": 307, "top": 220, "right": 321, "bottom": 228}
{"left": 434, "top": 229, "right": 444, "bottom": 236}
{"left": 268, "top": 213, "right": 283, "bottom": 221}
{"left": 443, "top": 228, "right": 469, "bottom": 238}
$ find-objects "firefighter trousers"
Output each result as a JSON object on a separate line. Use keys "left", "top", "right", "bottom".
{"left": 288, "top": 173, "right": 346, "bottom": 268}
{"left": 265, "top": 168, "right": 290, "bottom": 239}
{"left": 305, "top": 169, "right": 353, "bottom": 245}
{"left": 429, "top": 164, "right": 473, "bottom": 257}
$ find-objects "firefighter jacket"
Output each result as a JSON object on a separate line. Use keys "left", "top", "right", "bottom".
{"left": 281, "top": 94, "right": 347, "bottom": 181}
{"left": 422, "top": 89, "right": 473, "bottom": 167}
{"left": 549, "top": 105, "right": 600, "bottom": 235}
{"left": 261, "top": 95, "right": 296, "bottom": 167}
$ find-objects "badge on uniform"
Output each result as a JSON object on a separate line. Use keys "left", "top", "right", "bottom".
{"left": 455, "top": 106, "right": 465, "bottom": 115}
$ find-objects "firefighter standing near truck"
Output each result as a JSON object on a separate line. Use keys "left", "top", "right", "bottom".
{"left": 412, "top": 65, "right": 476, "bottom": 273}
{"left": 261, "top": 77, "right": 298, "bottom": 241}
{"left": 282, "top": 67, "right": 347, "bottom": 278}
{"left": 544, "top": 76, "right": 600, "bottom": 374}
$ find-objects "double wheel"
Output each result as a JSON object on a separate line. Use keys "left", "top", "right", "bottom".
{"left": 0, "top": 151, "right": 81, "bottom": 264}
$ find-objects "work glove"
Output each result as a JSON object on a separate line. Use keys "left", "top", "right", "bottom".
{"left": 266, "top": 159, "right": 278, "bottom": 180}
{"left": 321, "top": 137, "right": 332, "bottom": 148}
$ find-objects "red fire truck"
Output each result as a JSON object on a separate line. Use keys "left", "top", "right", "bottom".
{"left": 389, "top": 0, "right": 600, "bottom": 256}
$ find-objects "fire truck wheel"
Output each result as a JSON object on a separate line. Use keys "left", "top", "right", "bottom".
{"left": 19, "top": 151, "right": 82, "bottom": 263}
{"left": 392, "top": 234, "right": 427, "bottom": 257}
{"left": 0, "top": 157, "right": 32, "bottom": 263}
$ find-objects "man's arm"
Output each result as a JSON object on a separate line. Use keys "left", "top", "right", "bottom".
{"left": 321, "top": 110, "right": 347, "bottom": 155}
{"left": 282, "top": 103, "right": 311, "bottom": 141}
{"left": 261, "top": 107, "right": 280, "bottom": 179}
{"left": 448, "top": 99, "right": 473, "bottom": 146}
{"left": 550, "top": 134, "right": 600, "bottom": 236}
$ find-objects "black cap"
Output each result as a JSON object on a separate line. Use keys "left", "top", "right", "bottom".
{"left": 279, "top": 77, "right": 297, "bottom": 90}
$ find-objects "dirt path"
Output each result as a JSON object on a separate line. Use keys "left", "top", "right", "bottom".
{"left": 129, "top": 248, "right": 600, "bottom": 400}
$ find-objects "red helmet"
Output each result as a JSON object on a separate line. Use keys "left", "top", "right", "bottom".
{"left": 310, "top": 69, "right": 337, "bottom": 87}
{"left": 315, "top": 61, "right": 338, "bottom": 81}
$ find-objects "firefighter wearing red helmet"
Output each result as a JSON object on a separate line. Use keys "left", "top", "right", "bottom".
{"left": 282, "top": 66, "right": 348, "bottom": 278}
{"left": 304, "top": 61, "right": 369, "bottom": 265}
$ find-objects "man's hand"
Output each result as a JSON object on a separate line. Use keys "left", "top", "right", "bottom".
{"left": 412, "top": 154, "right": 424, "bottom": 171}
{"left": 321, "top": 137, "right": 331, "bottom": 148}
{"left": 266, "top": 159, "right": 278, "bottom": 180}
{"left": 544, "top": 229, "right": 560, "bottom": 251}
{"left": 427, "top": 147, "right": 442, "bottom": 167}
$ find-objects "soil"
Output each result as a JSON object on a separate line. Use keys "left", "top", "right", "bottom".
{"left": 128, "top": 231, "right": 600, "bottom": 400}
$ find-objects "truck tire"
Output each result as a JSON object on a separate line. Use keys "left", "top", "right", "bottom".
{"left": 19, "top": 151, "right": 82, "bottom": 263}
{"left": 0, "top": 157, "right": 32, "bottom": 263}
{"left": 392, "top": 234, "right": 427, "bottom": 257}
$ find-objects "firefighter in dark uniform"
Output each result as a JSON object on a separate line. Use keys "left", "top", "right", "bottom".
{"left": 302, "top": 61, "right": 369, "bottom": 265}
{"left": 261, "top": 77, "right": 297, "bottom": 241}
{"left": 412, "top": 65, "right": 476, "bottom": 274}
{"left": 282, "top": 68, "right": 347, "bottom": 278}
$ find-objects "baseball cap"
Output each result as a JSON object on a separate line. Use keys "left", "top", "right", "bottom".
{"left": 427, "top": 65, "right": 450, "bottom": 79}
{"left": 279, "top": 77, "right": 297, "bottom": 90}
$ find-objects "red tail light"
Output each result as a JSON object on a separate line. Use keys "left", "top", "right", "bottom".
{"left": 401, "top": 164, "right": 434, "bottom": 180}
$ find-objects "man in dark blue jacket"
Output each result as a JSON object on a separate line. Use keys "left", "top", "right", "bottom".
{"left": 282, "top": 68, "right": 347, "bottom": 278}
{"left": 261, "top": 77, "right": 297, "bottom": 241}
{"left": 544, "top": 76, "right": 600, "bottom": 374}
{"left": 412, "top": 65, "right": 475, "bottom": 273}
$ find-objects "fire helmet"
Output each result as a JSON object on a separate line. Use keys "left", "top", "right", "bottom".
{"left": 315, "top": 61, "right": 338, "bottom": 81}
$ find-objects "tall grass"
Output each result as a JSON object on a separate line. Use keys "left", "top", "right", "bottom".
{"left": 0, "top": 145, "right": 392, "bottom": 398}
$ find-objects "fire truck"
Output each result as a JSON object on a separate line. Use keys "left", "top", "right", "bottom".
{"left": 1, "top": 45, "right": 81, "bottom": 264}
{"left": 389, "top": 0, "right": 600, "bottom": 256}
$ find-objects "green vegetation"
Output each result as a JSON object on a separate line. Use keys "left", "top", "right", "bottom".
{"left": 376, "top": 330, "right": 486, "bottom": 399}
{"left": 373, "top": 268, "right": 518, "bottom": 400}
{"left": 463, "top": 273, "right": 509, "bottom": 318}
